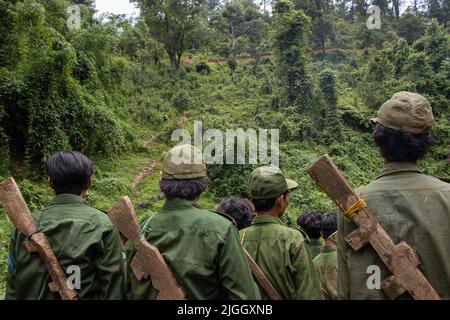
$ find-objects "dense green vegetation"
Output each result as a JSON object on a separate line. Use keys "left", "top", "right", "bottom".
{"left": 0, "top": 0, "right": 449, "bottom": 297}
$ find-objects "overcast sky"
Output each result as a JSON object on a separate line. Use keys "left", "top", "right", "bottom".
{"left": 94, "top": 0, "right": 140, "bottom": 18}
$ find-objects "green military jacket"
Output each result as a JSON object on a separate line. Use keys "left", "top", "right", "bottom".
{"left": 308, "top": 239, "right": 323, "bottom": 260}
{"left": 240, "top": 215, "right": 323, "bottom": 300}
{"left": 338, "top": 162, "right": 450, "bottom": 300}
{"left": 5, "top": 194, "right": 124, "bottom": 300}
{"left": 125, "top": 198, "right": 261, "bottom": 300}
{"left": 313, "top": 245, "right": 338, "bottom": 300}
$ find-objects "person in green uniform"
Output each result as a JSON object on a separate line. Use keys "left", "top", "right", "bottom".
{"left": 297, "top": 211, "right": 324, "bottom": 259}
{"left": 125, "top": 144, "right": 260, "bottom": 300}
{"left": 240, "top": 165, "right": 323, "bottom": 300}
{"left": 5, "top": 151, "right": 124, "bottom": 300}
{"left": 217, "top": 197, "right": 256, "bottom": 230}
{"left": 313, "top": 213, "right": 338, "bottom": 300}
{"left": 338, "top": 91, "right": 450, "bottom": 300}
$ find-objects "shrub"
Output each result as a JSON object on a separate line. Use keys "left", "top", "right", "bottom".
{"left": 172, "top": 89, "right": 192, "bottom": 111}
{"left": 196, "top": 61, "right": 211, "bottom": 74}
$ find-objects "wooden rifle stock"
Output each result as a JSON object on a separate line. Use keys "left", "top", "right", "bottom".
{"left": 108, "top": 196, "right": 186, "bottom": 300}
{"left": 0, "top": 177, "right": 78, "bottom": 300}
{"left": 244, "top": 249, "right": 282, "bottom": 300}
{"left": 327, "top": 231, "right": 337, "bottom": 246}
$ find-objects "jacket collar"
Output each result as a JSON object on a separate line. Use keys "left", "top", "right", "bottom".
{"left": 161, "top": 198, "right": 202, "bottom": 212}
{"left": 309, "top": 239, "right": 322, "bottom": 246}
{"left": 49, "top": 194, "right": 85, "bottom": 206}
{"left": 376, "top": 162, "right": 422, "bottom": 180}
{"left": 251, "top": 214, "right": 284, "bottom": 226}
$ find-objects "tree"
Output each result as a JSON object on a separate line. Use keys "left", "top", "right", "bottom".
{"left": 387, "top": 38, "right": 411, "bottom": 76}
{"left": 427, "top": 0, "right": 450, "bottom": 25}
{"left": 273, "top": 0, "right": 312, "bottom": 108}
{"left": 132, "top": 0, "right": 206, "bottom": 73}
{"left": 396, "top": 13, "right": 427, "bottom": 44}
{"left": 113, "top": 17, "right": 161, "bottom": 66}
{"left": 0, "top": 0, "right": 130, "bottom": 166}
{"left": 0, "top": 0, "right": 18, "bottom": 68}
{"left": 373, "top": 0, "right": 389, "bottom": 15}
{"left": 294, "top": 0, "right": 335, "bottom": 54}
{"left": 213, "top": 0, "right": 270, "bottom": 80}
{"left": 314, "top": 12, "right": 334, "bottom": 54}
{"left": 360, "top": 50, "right": 395, "bottom": 109}
{"left": 421, "top": 19, "right": 449, "bottom": 72}
{"left": 402, "top": 52, "right": 437, "bottom": 95}
{"left": 222, "top": 0, "right": 244, "bottom": 82}
{"left": 392, "top": 0, "right": 401, "bottom": 20}
{"left": 333, "top": 0, "right": 369, "bottom": 21}
{"left": 242, "top": 16, "right": 271, "bottom": 73}
{"left": 319, "top": 69, "right": 342, "bottom": 142}
{"left": 239, "top": 1, "right": 271, "bottom": 73}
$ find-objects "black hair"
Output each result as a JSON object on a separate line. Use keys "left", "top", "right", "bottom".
{"left": 160, "top": 177, "right": 210, "bottom": 201}
{"left": 297, "top": 211, "right": 323, "bottom": 239}
{"left": 321, "top": 213, "right": 337, "bottom": 239}
{"left": 373, "top": 123, "right": 434, "bottom": 163}
{"left": 217, "top": 197, "right": 256, "bottom": 230}
{"left": 251, "top": 192, "right": 288, "bottom": 213}
{"left": 47, "top": 151, "right": 94, "bottom": 195}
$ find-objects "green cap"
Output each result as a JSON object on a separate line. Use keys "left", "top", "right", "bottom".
{"left": 249, "top": 165, "right": 299, "bottom": 199}
{"left": 162, "top": 144, "right": 207, "bottom": 180}
{"left": 370, "top": 91, "right": 434, "bottom": 134}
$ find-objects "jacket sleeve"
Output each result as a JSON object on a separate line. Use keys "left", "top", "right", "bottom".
{"left": 219, "top": 224, "right": 261, "bottom": 300}
{"left": 96, "top": 227, "right": 125, "bottom": 300}
{"left": 337, "top": 214, "right": 350, "bottom": 300}
{"left": 291, "top": 237, "right": 324, "bottom": 300}
{"left": 5, "top": 228, "right": 17, "bottom": 300}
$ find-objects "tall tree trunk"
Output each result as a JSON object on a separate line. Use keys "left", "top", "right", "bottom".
{"left": 253, "top": 54, "right": 261, "bottom": 75}
{"left": 414, "top": 0, "right": 419, "bottom": 14}
{"left": 229, "top": 23, "right": 237, "bottom": 83}
{"left": 230, "top": 23, "right": 236, "bottom": 53}
{"left": 176, "top": 31, "right": 185, "bottom": 71}
{"left": 168, "top": 51, "right": 178, "bottom": 74}
{"left": 392, "top": 0, "right": 400, "bottom": 20}
{"left": 228, "top": 56, "right": 237, "bottom": 84}
{"left": 176, "top": 51, "right": 183, "bottom": 71}
{"left": 230, "top": 68, "right": 236, "bottom": 83}
{"left": 350, "top": 0, "right": 355, "bottom": 22}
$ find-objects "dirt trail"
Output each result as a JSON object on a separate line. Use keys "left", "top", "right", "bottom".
{"left": 131, "top": 159, "right": 157, "bottom": 191}
{"left": 131, "top": 112, "right": 189, "bottom": 192}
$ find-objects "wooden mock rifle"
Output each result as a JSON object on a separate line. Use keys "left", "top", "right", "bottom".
{"left": 244, "top": 250, "right": 282, "bottom": 300}
{"left": 327, "top": 231, "right": 337, "bottom": 246}
{"left": 308, "top": 155, "right": 441, "bottom": 300}
{"left": 0, "top": 177, "right": 78, "bottom": 300}
{"left": 108, "top": 196, "right": 186, "bottom": 300}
